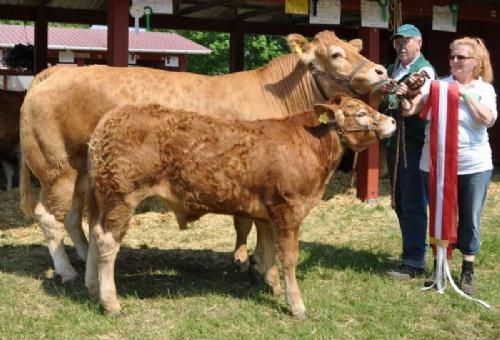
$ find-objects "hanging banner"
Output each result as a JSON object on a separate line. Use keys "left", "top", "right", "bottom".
{"left": 432, "top": 5, "right": 458, "bottom": 32}
{"left": 361, "top": 0, "right": 389, "bottom": 28}
{"left": 309, "top": 0, "right": 341, "bottom": 25}
{"left": 285, "top": 0, "right": 309, "bottom": 15}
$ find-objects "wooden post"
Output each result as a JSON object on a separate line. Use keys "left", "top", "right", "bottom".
{"left": 230, "top": 28, "right": 244, "bottom": 72}
{"left": 107, "top": 0, "right": 129, "bottom": 67}
{"left": 34, "top": 2, "right": 48, "bottom": 74}
{"left": 356, "top": 27, "right": 381, "bottom": 202}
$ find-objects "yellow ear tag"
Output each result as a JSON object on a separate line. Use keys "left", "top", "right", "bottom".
{"left": 318, "top": 112, "right": 330, "bottom": 124}
{"left": 294, "top": 45, "right": 303, "bottom": 55}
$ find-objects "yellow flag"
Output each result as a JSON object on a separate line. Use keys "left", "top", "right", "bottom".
{"left": 285, "top": 0, "right": 309, "bottom": 15}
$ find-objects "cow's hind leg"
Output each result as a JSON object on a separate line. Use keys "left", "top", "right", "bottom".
{"left": 37, "top": 171, "right": 79, "bottom": 283}
{"left": 233, "top": 216, "right": 253, "bottom": 272}
{"left": 35, "top": 202, "right": 78, "bottom": 283}
{"left": 64, "top": 172, "right": 89, "bottom": 262}
{"left": 253, "top": 221, "right": 282, "bottom": 296}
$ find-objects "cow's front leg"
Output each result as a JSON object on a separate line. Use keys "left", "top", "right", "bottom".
{"left": 64, "top": 172, "right": 89, "bottom": 262}
{"left": 95, "top": 223, "right": 121, "bottom": 315}
{"left": 233, "top": 216, "right": 253, "bottom": 272}
{"left": 274, "top": 225, "right": 306, "bottom": 320}
{"left": 85, "top": 225, "right": 100, "bottom": 301}
{"left": 253, "top": 221, "right": 282, "bottom": 296}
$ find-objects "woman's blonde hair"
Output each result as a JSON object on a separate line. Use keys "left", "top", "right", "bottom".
{"left": 450, "top": 37, "right": 493, "bottom": 83}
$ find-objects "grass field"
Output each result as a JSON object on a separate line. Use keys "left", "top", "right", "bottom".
{"left": 0, "top": 169, "right": 499, "bottom": 339}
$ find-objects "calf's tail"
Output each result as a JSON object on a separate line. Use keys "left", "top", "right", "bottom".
{"left": 19, "top": 155, "right": 37, "bottom": 217}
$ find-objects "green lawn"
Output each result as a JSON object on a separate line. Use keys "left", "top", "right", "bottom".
{"left": 0, "top": 169, "right": 498, "bottom": 339}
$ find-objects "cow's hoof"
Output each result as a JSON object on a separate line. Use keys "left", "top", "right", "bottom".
{"left": 55, "top": 269, "right": 78, "bottom": 284}
{"left": 104, "top": 306, "right": 123, "bottom": 317}
{"left": 233, "top": 258, "right": 250, "bottom": 273}
{"left": 293, "top": 311, "right": 308, "bottom": 321}
{"left": 270, "top": 285, "right": 283, "bottom": 296}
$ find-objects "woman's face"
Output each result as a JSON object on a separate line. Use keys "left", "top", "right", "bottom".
{"left": 449, "top": 44, "right": 478, "bottom": 82}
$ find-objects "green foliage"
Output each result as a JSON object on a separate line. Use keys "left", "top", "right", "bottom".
{"left": 173, "top": 30, "right": 288, "bottom": 75}
{"left": 244, "top": 34, "right": 288, "bottom": 70}
{"left": 174, "top": 30, "right": 230, "bottom": 75}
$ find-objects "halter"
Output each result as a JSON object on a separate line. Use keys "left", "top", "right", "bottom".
{"left": 327, "top": 111, "right": 381, "bottom": 144}
{"left": 309, "top": 59, "right": 371, "bottom": 98}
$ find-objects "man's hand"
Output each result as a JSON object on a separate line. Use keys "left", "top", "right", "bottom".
{"left": 380, "top": 79, "right": 397, "bottom": 94}
{"left": 406, "top": 70, "right": 430, "bottom": 98}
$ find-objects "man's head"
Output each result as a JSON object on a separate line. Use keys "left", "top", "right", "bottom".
{"left": 391, "top": 24, "right": 422, "bottom": 67}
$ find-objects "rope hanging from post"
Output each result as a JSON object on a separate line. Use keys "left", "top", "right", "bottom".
{"left": 389, "top": 0, "right": 403, "bottom": 33}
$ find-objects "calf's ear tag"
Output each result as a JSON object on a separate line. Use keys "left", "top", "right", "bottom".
{"left": 294, "top": 45, "right": 303, "bottom": 55}
{"left": 318, "top": 112, "right": 330, "bottom": 124}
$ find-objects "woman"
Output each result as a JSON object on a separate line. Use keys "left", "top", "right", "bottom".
{"left": 402, "top": 37, "right": 497, "bottom": 295}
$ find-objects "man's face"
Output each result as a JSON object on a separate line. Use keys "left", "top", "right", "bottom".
{"left": 393, "top": 37, "right": 422, "bottom": 66}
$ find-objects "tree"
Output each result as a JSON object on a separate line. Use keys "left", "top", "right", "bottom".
{"left": 174, "top": 30, "right": 230, "bottom": 75}
{"left": 173, "top": 30, "right": 288, "bottom": 75}
{"left": 244, "top": 34, "right": 288, "bottom": 71}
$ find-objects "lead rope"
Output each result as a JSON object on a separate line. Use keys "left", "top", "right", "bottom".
{"left": 390, "top": 111, "right": 408, "bottom": 209}
{"left": 350, "top": 151, "right": 359, "bottom": 191}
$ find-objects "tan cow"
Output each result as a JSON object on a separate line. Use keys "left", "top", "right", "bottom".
{"left": 0, "top": 90, "right": 24, "bottom": 190}
{"left": 20, "top": 30, "right": 388, "bottom": 283}
{"left": 85, "top": 94, "right": 396, "bottom": 319}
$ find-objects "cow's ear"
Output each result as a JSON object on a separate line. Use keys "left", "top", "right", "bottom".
{"left": 314, "top": 103, "right": 344, "bottom": 126}
{"left": 348, "top": 39, "right": 363, "bottom": 52}
{"left": 332, "top": 93, "right": 344, "bottom": 106}
{"left": 288, "top": 34, "right": 315, "bottom": 65}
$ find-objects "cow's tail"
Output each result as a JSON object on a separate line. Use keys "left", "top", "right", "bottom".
{"left": 19, "top": 155, "right": 37, "bottom": 218}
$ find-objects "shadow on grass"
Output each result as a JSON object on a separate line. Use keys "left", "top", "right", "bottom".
{"left": 0, "top": 240, "right": 391, "bottom": 306}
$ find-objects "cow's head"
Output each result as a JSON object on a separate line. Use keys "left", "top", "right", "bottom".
{"left": 314, "top": 93, "right": 396, "bottom": 152}
{"left": 288, "top": 31, "right": 388, "bottom": 97}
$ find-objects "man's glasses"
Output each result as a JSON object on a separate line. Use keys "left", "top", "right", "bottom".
{"left": 448, "top": 54, "right": 474, "bottom": 61}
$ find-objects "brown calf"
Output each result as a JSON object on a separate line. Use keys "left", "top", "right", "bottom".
{"left": 85, "top": 94, "right": 395, "bottom": 319}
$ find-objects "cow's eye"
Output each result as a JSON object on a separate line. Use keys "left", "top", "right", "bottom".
{"left": 331, "top": 52, "right": 342, "bottom": 59}
{"left": 358, "top": 111, "right": 367, "bottom": 117}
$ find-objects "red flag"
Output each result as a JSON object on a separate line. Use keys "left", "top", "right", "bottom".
{"left": 420, "top": 80, "right": 459, "bottom": 257}
{"left": 420, "top": 81, "right": 490, "bottom": 308}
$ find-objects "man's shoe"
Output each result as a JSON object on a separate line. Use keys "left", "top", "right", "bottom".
{"left": 386, "top": 264, "right": 425, "bottom": 280}
{"left": 459, "top": 271, "right": 475, "bottom": 295}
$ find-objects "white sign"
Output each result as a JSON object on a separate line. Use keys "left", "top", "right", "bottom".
{"left": 432, "top": 5, "right": 457, "bottom": 32}
{"left": 164, "top": 55, "right": 179, "bottom": 67}
{"left": 132, "top": 0, "right": 173, "bottom": 15}
{"left": 309, "top": 0, "right": 341, "bottom": 25}
{"left": 361, "top": 0, "right": 388, "bottom": 29}
{"left": 58, "top": 50, "right": 75, "bottom": 63}
{"left": 128, "top": 54, "right": 137, "bottom": 65}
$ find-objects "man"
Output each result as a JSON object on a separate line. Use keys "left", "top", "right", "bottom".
{"left": 380, "top": 24, "right": 436, "bottom": 280}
